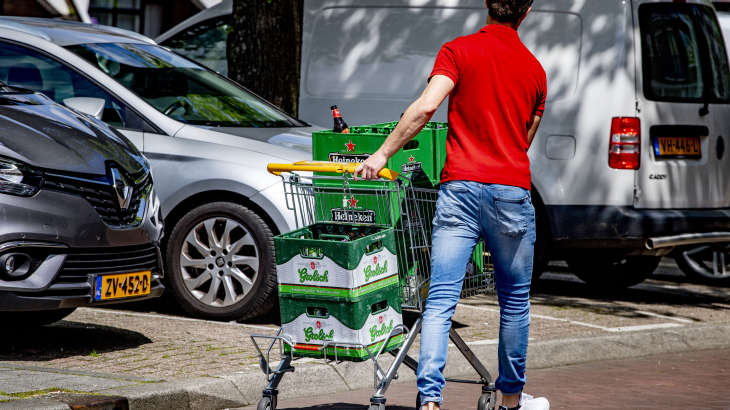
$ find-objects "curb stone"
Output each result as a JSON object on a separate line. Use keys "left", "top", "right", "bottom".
{"left": 0, "top": 398, "right": 70, "bottom": 409}
{"left": 8, "top": 323, "right": 730, "bottom": 409}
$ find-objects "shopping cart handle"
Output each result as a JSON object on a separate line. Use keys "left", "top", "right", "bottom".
{"left": 267, "top": 161, "right": 399, "bottom": 181}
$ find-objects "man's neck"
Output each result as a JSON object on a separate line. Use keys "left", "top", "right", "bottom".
{"left": 485, "top": 15, "right": 517, "bottom": 30}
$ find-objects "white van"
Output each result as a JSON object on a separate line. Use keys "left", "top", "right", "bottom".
{"left": 161, "top": 0, "right": 730, "bottom": 288}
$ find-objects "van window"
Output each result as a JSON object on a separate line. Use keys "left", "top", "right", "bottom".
{"left": 639, "top": 3, "right": 730, "bottom": 103}
{"left": 161, "top": 16, "right": 232, "bottom": 77}
{"left": 304, "top": 7, "right": 579, "bottom": 102}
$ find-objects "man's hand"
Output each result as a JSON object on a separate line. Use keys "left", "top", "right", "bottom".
{"left": 352, "top": 75, "right": 455, "bottom": 181}
{"left": 354, "top": 151, "right": 389, "bottom": 181}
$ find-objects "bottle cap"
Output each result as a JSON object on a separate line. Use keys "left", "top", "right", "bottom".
{"left": 330, "top": 105, "right": 337, "bottom": 110}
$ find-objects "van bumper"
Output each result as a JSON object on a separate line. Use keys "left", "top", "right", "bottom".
{"left": 546, "top": 205, "right": 730, "bottom": 256}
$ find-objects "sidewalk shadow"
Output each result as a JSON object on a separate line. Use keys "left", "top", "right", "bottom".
{"left": 0, "top": 320, "right": 151, "bottom": 362}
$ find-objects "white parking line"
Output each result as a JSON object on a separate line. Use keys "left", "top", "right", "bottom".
{"left": 633, "top": 311, "right": 694, "bottom": 323}
{"left": 457, "top": 303, "right": 684, "bottom": 332}
{"left": 603, "top": 323, "right": 683, "bottom": 332}
{"left": 81, "top": 308, "right": 279, "bottom": 331}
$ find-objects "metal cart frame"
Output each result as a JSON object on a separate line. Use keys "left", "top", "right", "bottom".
{"left": 252, "top": 162, "right": 497, "bottom": 410}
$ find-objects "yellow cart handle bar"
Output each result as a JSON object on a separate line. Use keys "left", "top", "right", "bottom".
{"left": 267, "top": 161, "right": 399, "bottom": 181}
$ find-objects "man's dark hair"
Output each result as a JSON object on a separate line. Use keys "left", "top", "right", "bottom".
{"left": 487, "top": 0, "right": 534, "bottom": 25}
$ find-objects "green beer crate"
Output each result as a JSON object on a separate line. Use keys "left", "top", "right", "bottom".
{"left": 275, "top": 223, "right": 399, "bottom": 300}
{"left": 280, "top": 284, "right": 403, "bottom": 362}
{"left": 313, "top": 121, "right": 448, "bottom": 189}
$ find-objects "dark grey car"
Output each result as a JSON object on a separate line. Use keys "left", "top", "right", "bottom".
{"left": 0, "top": 89, "right": 164, "bottom": 326}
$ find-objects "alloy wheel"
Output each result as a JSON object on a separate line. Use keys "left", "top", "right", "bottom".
{"left": 677, "top": 245, "right": 730, "bottom": 280}
{"left": 179, "top": 217, "right": 259, "bottom": 307}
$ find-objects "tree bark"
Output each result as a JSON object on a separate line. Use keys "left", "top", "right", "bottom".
{"left": 228, "top": 0, "right": 303, "bottom": 117}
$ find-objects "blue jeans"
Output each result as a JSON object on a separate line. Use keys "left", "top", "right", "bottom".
{"left": 417, "top": 180, "right": 536, "bottom": 406}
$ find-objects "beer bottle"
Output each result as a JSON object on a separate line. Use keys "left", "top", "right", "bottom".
{"left": 331, "top": 105, "right": 350, "bottom": 133}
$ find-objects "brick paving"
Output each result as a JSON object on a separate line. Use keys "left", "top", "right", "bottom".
{"left": 2, "top": 260, "right": 730, "bottom": 381}
{"left": 272, "top": 348, "right": 730, "bottom": 409}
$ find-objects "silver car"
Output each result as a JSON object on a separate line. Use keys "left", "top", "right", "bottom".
{"left": 0, "top": 17, "right": 315, "bottom": 320}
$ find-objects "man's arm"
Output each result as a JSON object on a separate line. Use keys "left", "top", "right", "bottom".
{"left": 527, "top": 114, "right": 541, "bottom": 150}
{"left": 354, "top": 75, "right": 455, "bottom": 180}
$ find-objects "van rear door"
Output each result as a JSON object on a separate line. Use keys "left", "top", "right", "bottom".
{"left": 633, "top": 0, "right": 730, "bottom": 209}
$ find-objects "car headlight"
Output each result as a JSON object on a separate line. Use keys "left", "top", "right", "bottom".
{"left": 0, "top": 157, "right": 43, "bottom": 196}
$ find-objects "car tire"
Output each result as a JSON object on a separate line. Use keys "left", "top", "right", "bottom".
{"left": 674, "top": 244, "right": 730, "bottom": 285}
{"left": 567, "top": 256, "right": 660, "bottom": 288}
{"left": 4, "top": 308, "right": 76, "bottom": 328}
{"left": 166, "top": 201, "right": 277, "bottom": 321}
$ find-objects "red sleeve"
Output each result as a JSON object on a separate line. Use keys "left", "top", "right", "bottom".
{"left": 429, "top": 43, "right": 459, "bottom": 84}
{"left": 533, "top": 74, "right": 547, "bottom": 117}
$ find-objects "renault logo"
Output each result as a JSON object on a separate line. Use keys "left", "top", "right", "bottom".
{"left": 111, "top": 168, "right": 133, "bottom": 210}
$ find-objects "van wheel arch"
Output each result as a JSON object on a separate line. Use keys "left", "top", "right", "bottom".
{"left": 532, "top": 185, "right": 552, "bottom": 278}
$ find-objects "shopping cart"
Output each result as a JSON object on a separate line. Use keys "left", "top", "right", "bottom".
{"left": 250, "top": 161, "right": 497, "bottom": 410}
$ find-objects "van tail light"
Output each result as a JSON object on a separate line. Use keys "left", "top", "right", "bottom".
{"left": 609, "top": 117, "right": 641, "bottom": 169}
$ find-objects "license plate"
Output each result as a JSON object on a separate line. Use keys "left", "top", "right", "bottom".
{"left": 654, "top": 137, "right": 701, "bottom": 158}
{"left": 94, "top": 271, "right": 151, "bottom": 301}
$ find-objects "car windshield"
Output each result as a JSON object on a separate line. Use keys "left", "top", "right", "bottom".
{"left": 66, "top": 42, "right": 303, "bottom": 127}
{"left": 639, "top": 3, "right": 730, "bottom": 103}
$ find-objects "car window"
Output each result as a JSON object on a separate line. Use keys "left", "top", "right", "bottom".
{"left": 0, "top": 41, "right": 138, "bottom": 129}
{"left": 161, "top": 16, "right": 232, "bottom": 77}
{"left": 67, "top": 42, "right": 303, "bottom": 127}
{"left": 639, "top": 3, "right": 730, "bottom": 103}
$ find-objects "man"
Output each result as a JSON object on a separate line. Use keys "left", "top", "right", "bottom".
{"left": 354, "top": 1, "right": 548, "bottom": 409}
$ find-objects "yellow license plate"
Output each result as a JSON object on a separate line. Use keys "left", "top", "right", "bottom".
{"left": 94, "top": 271, "right": 151, "bottom": 301}
{"left": 655, "top": 137, "right": 701, "bottom": 157}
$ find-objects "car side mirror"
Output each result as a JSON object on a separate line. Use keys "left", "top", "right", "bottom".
{"left": 63, "top": 97, "right": 105, "bottom": 120}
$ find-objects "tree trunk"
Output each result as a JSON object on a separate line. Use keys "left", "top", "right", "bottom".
{"left": 228, "top": 0, "right": 303, "bottom": 117}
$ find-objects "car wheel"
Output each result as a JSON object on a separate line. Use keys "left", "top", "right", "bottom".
{"left": 674, "top": 244, "right": 730, "bottom": 285}
{"left": 567, "top": 256, "right": 660, "bottom": 288}
{"left": 166, "top": 201, "right": 276, "bottom": 321}
{"left": 4, "top": 308, "right": 76, "bottom": 328}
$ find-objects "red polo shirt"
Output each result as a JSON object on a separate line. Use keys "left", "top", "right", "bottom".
{"left": 430, "top": 24, "right": 547, "bottom": 190}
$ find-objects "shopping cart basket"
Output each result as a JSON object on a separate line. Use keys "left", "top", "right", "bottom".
{"left": 250, "top": 161, "right": 497, "bottom": 410}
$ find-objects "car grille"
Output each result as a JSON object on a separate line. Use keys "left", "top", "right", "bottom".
{"left": 43, "top": 173, "right": 151, "bottom": 227}
{"left": 16, "top": 243, "right": 162, "bottom": 298}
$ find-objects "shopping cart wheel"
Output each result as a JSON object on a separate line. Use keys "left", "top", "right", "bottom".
{"left": 477, "top": 392, "right": 495, "bottom": 410}
{"left": 368, "top": 404, "right": 385, "bottom": 410}
{"left": 258, "top": 396, "right": 275, "bottom": 410}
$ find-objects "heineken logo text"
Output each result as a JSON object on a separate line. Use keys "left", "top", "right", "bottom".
{"left": 329, "top": 153, "right": 370, "bottom": 163}
{"left": 364, "top": 260, "right": 388, "bottom": 282}
{"left": 401, "top": 162, "right": 422, "bottom": 173}
{"left": 369, "top": 320, "right": 394, "bottom": 342}
{"left": 299, "top": 267, "right": 329, "bottom": 283}
{"left": 304, "top": 327, "right": 335, "bottom": 342}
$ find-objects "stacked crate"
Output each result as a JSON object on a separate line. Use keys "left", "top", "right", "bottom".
{"left": 275, "top": 223, "right": 404, "bottom": 362}
{"left": 313, "top": 121, "right": 449, "bottom": 189}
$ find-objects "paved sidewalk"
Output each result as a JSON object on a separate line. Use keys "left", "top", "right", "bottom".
{"left": 270, "top": 348, "right": 730, "bottom": 409}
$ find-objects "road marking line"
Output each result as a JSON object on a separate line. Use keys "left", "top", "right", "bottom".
{"left": 457, "top": 304, "right": 684, "bottom": 332}
{"left": 81, "top": 308, "right": 279, "bottom": 331}
{"left": 633, "top": 311, "right": 694, "bottom": 323}
{"left": 603, "top": 323, "right": 683, "bottom": 332}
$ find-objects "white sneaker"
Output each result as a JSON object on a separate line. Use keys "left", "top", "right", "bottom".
{"left": 499, "top": 393, "right": 549, "bottom": 410}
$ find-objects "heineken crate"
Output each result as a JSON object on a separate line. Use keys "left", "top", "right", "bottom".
{"left": 280, "top": 285, "right": 403, "bottom": 362}
{"left": 313, "top": 121, "right": 448, "bottom": 189}
{"left": 275, "top": 223, "right": 399, "bottom": 300}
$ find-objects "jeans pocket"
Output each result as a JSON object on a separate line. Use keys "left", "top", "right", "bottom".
{"left": 433, "top": 184, "right": 466, "bottom": 228}
{"left": 494, "top": 194, "right": 530, "bottom": 238}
